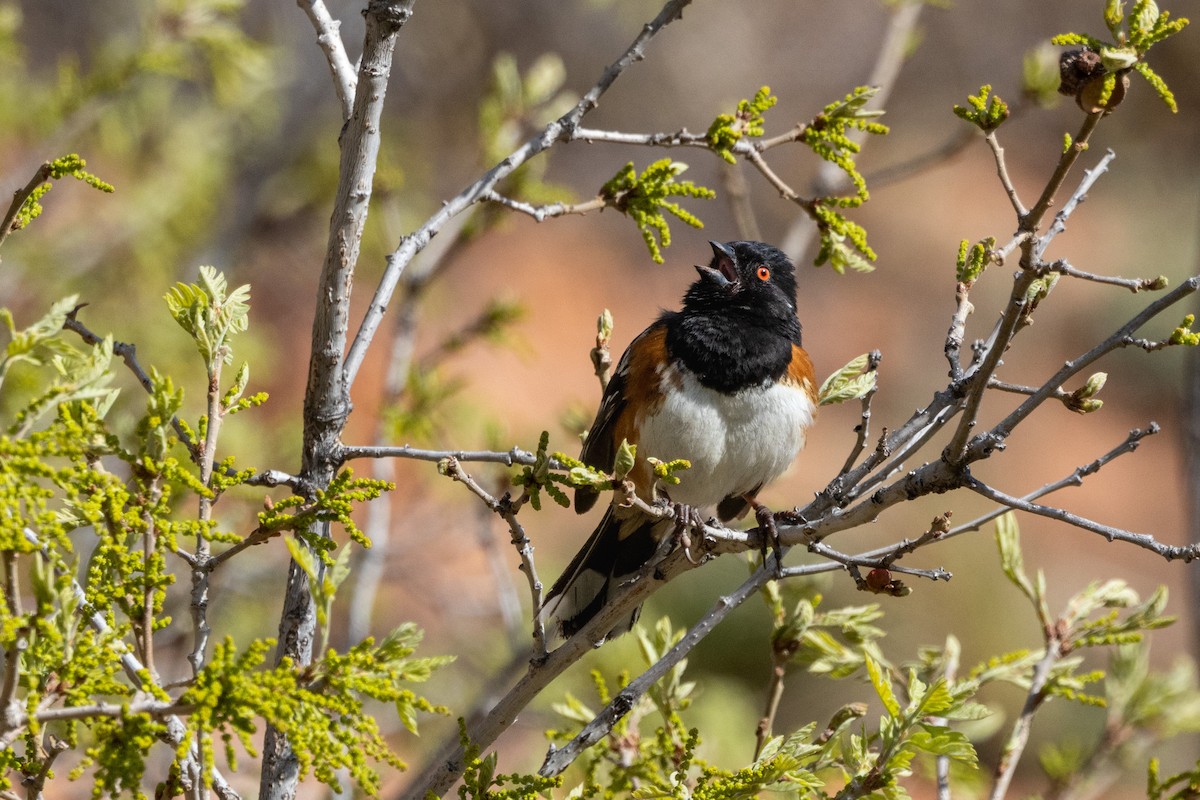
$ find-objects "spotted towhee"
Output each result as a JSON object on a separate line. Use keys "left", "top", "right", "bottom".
{"left": 542, "top": 240, "right": 817, "bottom": 641}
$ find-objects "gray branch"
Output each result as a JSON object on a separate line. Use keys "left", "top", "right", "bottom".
{"left": 297, "top": 0, "right": 357, "bottom": 120}
{"left": 343, "top": 0, "right": 695, "bottom": 388}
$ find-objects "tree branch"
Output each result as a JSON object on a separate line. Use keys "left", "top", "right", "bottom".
{"left": 0, "top": 161, "right": 52, "bottom": 252}
{"left": 297, "top": 0, "right": 357, "bottom": 121}
{"left": 62, "top": 310, "right": 301, "bottom": 490}
{"left": 269, "top": 2, "right": 415, "bottom": 797}
{"left": 839, "top": 351, "right": 882, "bottom": 474}
{"left": 442, "top": 458, "right": 548, "bottom": 655}
{"left": 977, "top": 276, "right": 1198, "bottom": 449}
{"left": 988, "top": 636, "right": 1064, "bottom": 800}
{"left": 1047, "top": 257, "right": 1169, "bottom": 292}
{"left": 341, "top": 443, "right": 543, "bottom": 466}
{"left": 984, "top": 130, "right": 1026, "bottom": 217}
{"left": 343, "top": 0, "right": 694, "bottom": 388}
{"left": 967, "top": 478, "right": 1198, "bottom": 562}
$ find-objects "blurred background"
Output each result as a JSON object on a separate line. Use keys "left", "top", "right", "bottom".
{"left": 1, "top": 0, "right": 1198, "bottom": 796}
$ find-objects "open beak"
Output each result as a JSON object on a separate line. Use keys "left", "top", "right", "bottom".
{"left": 693, "top": 240, "right": 739, "bottom": 289}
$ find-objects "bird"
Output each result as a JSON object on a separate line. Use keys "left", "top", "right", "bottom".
{"left": 542, "top": 240, "right": 817, "bottom": 642}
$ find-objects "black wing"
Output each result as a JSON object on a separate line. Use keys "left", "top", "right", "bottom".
{"left": 574, "top": 319, "right": 669, "bottom": 514}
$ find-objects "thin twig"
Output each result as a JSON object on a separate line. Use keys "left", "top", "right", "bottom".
{"left": 345, "top": 0, "right": 695, "bottom": 388}
{"left": 141, "top": 476, "right": 162, "bottom": 681}
{"left": 979, "top": 276, "right": 1199, "bottom": 448}
{"left": 0, "top": 162, "right": 52, "bottom": 252}
{"left": 341, "top": 443, "right": 543, "bottom": 466}
{"left": 934, "top": 642, "right": 959, "bottom": 800}
{"left": 187, "top": 352, "right": 224, "bottom": 680}
{"left": 482, "top": 191, "right": 606, "bottom": 221}
{"left": 1036, "top": 149, "right": 1116, "bottom": 258}
{"left": 839, "top": 351, "right": 882, "bottom": 474}
{"left": 988, "top": 640, "right": 1063, "bottom": 800}
{"left": 1047, "top": 258, "right": 1169, "bottom": 292}
{"left": 752, "top": 644, "right": 788, "bottom": 761}
{"left": 843, "top": 402, "right": 959, "bottom": 505}
{"left": 443, "top": 459, "right": 547, "bottom": 656}
{"left": 946, "top": 112, "right": 1109, "bottom": 463}
{"left": 984, "top": 131, "right": 1027, "bottom": 217}
{"left": 945, "top": 281, "right": 973, "bottom": 381}
{"left": 62, "top": 311, "right": 301, "bottom": 489}
{"left": 1022, "top": 112, "right": 1104, "bottom": 230}
{"left": 297, "top": 0, "right": 357, "bottom": 121}
{"left": 967, "top": 478, "right": 1198, "bottom": 562}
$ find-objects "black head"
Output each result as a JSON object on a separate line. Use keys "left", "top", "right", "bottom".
{"left": 685, "top": 240, "right": 799, "bottom": 324}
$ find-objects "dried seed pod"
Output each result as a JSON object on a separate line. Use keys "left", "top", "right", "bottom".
{"left": 1058, "top": 48, "right": 1105, "bottom": 97}
{"left": 1058, "top": 47, "right": 1130, "bottom": 113}
{"left": 1077, "top": 70, "right": 1131, "bottom": 113}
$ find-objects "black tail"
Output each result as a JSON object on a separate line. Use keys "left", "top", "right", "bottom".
{"left": 542, "top": 506, "right": 662, "bottom": 641}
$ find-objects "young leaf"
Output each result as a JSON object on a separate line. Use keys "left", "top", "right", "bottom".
{"left": 819, "top": 353, "right": 877, "bottom": 406}
{"left": 867, "top": 654, "right": 901, "bottom": 718}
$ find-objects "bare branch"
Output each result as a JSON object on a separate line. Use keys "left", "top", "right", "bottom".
{"left": 1037, "top": 149, "right": 1116, "bottom": 256}
{"left": 946, "top": 113, "right": 1110, "bottom": 463}
{"left": 967, "top": 478, "right": 1198, "bottom": 562}
{"left": 1048, "top": 258, "right": 1169, "bottom": 292}
{"left": 270, "top": 3, "right": 416, "bottom": 795}
{"left": 945, "top": 281, "right": 973, "bottom": 381}
{"left": 979, "top": 276, "right": 1199, "bottom": 448}
{"left": 481, "top": 190, "right": 606, "bottom": 221}
{"left": 984, "top": 131, "right": 1027, "bottom": 217}
{"left": 1022, "top": 112, "right": 1104, "bottom": 230}
{"left": 839, "top": 351, "right": 882, "bottom": 474}
{"left": 297, "top": 0, "right": 357, "bottom": 120}
{"left": 442, "top": 458, "right": 548, "bottom": 655}
{"left": 341, "top": 443, "right": 542, "bottom": 467}
{"left": 345, "top": 0, "right": 695, "bottom": 388}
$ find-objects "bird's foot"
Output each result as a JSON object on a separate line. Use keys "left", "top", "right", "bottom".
{"left": 672, "top": 502, "right": 708, "bottom": 565}
{"left": 752, "top": 502, "right": 784, "bottom": 579}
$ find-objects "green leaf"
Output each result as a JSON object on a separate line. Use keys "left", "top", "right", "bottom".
{"left": 705, "top": 85, "right": 777, "bottom": 164}
{"left": 1, "top": 294, "right": 79, "bottom": 377}
{"left": 552, "top": 692, "right": 596, "bottom": 724}
{"left": 285, "top": 535, "right": 319, "bottom": 583}
{"left": 819, "top": 353, "right": 877, "bottom": 406}
{"left": 908, "top": 725, "right": 978, "bottom": 765}
{"left": 912, "top": 676, "right": 955, "bottom": 717}
{"left": 613, "top": 438, "right": 637, "bottom": 480}
{"left": 867, "top": 655, "right": 901, "bottom": 718}
{"left": 600, "top": 159, "right": 715, "bottom": 263}
{"left": 953, "top": 85, "right": 1009, "bottom": 132}
{"left": 164, "top": 266, "right": 251, "bottom": 369}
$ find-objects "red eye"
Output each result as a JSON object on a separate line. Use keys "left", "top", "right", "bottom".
{"left": 756, "top": 266, "right": 771, "bottom": 281}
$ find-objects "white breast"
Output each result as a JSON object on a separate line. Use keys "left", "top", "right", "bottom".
{"left": 636, "top": 366, "right": 814, "bottom": 508}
